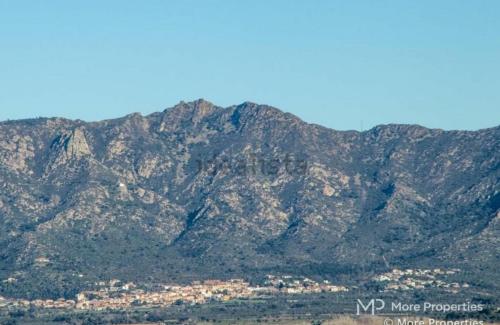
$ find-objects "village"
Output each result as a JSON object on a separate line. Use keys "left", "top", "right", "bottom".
{"left": 0, "top": 269, "right": 471, "bottom": 311}
{"left": 0, "top": 275, "right": 348, "bottom": 311}
{"left": 372, "top": 268, "right": 468, "bottom": 292}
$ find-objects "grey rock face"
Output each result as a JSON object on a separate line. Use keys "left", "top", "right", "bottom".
{"left": 0, "top": 99, "right": 498, "bottom": 299}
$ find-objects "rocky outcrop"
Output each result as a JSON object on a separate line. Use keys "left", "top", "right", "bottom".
{"left": 48, "top": 127, "right": 92, "bottom": 169}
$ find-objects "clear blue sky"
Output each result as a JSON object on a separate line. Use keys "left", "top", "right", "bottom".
{"left": 1, "top": 1, "right": 499, "bottom": 130}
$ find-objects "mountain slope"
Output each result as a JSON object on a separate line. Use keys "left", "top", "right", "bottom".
{"left": 0, "top": 99, "right": 498, "bottom": 299}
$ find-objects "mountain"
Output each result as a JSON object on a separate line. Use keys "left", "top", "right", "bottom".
{"left": 0, "top": 99, "right": 498, "bottom": 299}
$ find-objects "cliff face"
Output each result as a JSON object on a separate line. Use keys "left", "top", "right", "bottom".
{"left": 0, "top": 99, "right": 498, "bottom": 298}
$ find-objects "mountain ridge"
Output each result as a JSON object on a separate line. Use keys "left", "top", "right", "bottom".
{"left": 0, "top": 100, "right": 498, "bottom": 299}
{"left": 3, "top": 99, "right": 498, "bottom": 133}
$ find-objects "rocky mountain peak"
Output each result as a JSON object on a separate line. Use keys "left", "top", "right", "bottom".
{"left": 159, "top": 99, "right": 219, "bottom": 131}
{"left": 166, "top": 99, "right": 217, "bottom": 116}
